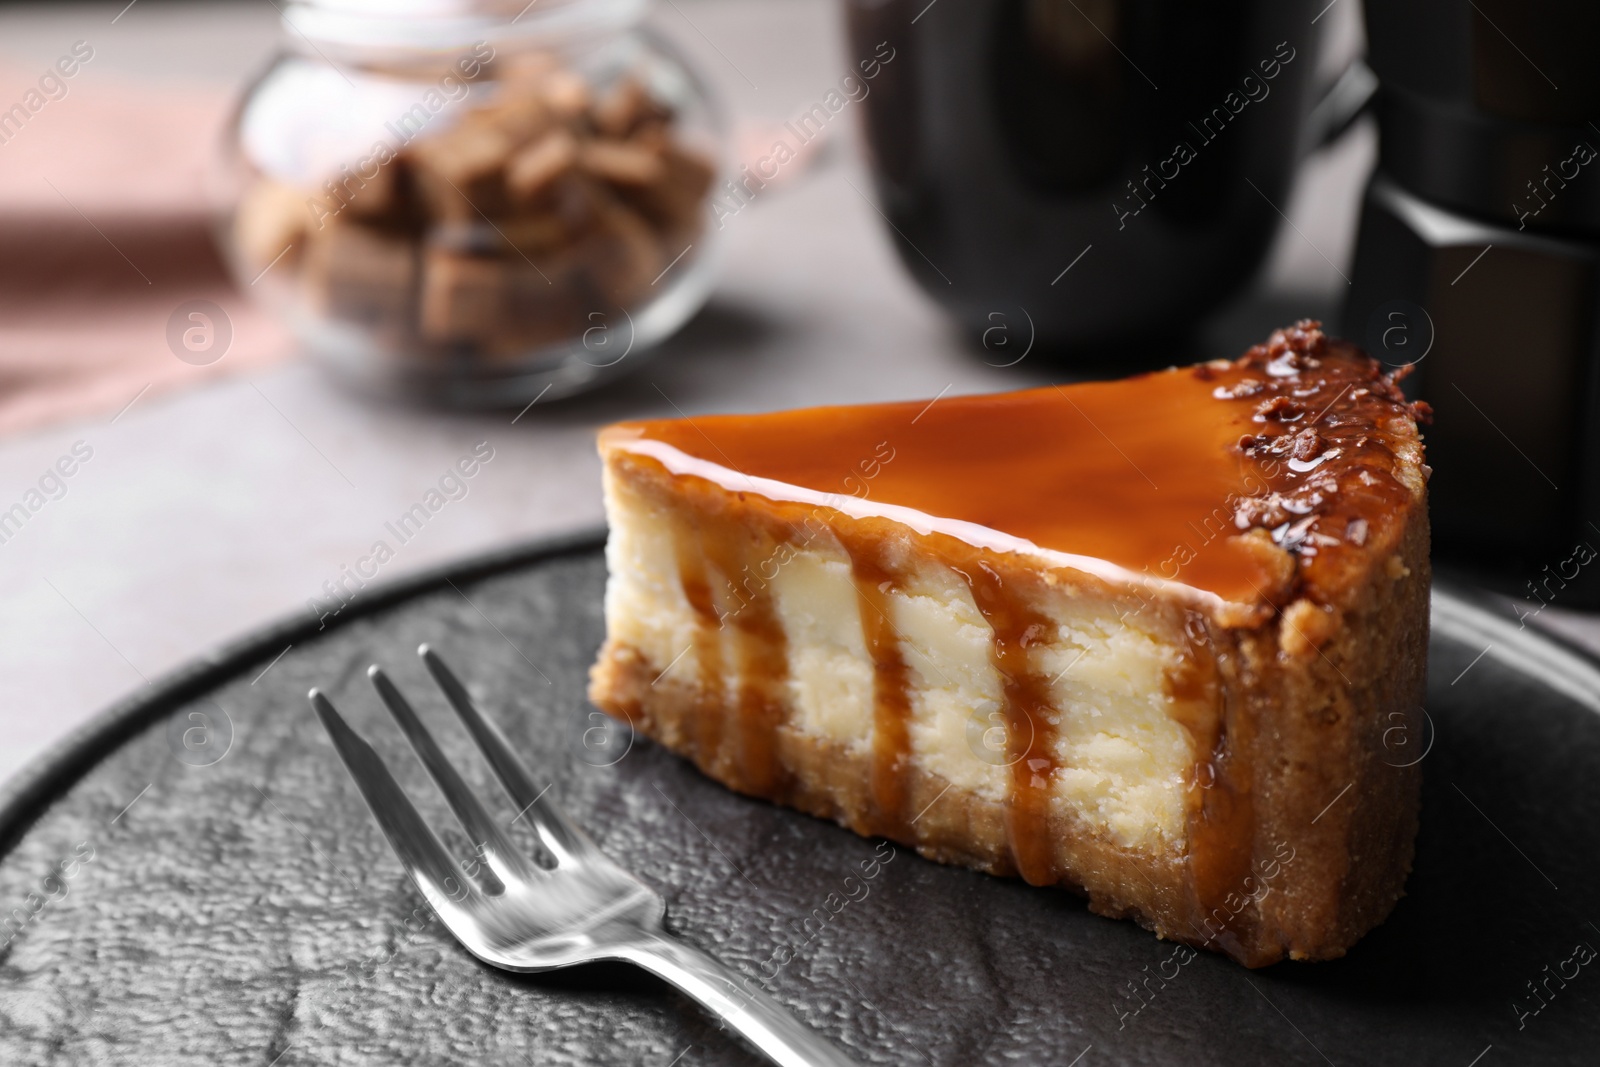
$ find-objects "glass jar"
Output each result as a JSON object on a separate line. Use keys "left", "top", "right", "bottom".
{"left": 222, "top": 0, "right": 725, "bottom": 405}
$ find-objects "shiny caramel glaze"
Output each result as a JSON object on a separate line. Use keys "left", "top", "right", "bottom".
{"left": 598, "top": 322, "right": 1429, "bottom": 942}
{"left": 838, "top": 533, "right": 916, "bottom": 842}
{"left": 959, "top": 556, "right": 1064, "bottom": 887}
{"left": 604, "top": 321, "right": 1429, "bottom": 619}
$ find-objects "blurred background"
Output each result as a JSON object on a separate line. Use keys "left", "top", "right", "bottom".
{"left": 0, "top": 0, "right": 1591, "bottom": 785}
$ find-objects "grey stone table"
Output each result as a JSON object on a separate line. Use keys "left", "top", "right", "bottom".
{"left": 0, "top": 0, "right": 1582, "bottom": 791}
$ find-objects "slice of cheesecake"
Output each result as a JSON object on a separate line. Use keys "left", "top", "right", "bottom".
{"left": 588, "top": 322, "right": 1430, "bottom": 967}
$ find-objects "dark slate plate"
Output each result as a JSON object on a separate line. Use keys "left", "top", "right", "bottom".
{"left": 0, "top": 532, "right": 1595, "bottom": 1066}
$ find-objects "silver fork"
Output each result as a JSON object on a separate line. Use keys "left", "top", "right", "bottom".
{"left": 308, "top": 644, "right": 858, "bottom": 1067}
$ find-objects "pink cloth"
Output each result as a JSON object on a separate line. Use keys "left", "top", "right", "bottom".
{"left": 0, "top": 67, "right": 292, "bottom": 436}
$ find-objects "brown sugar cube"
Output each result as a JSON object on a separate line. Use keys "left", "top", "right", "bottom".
{"left": 425, "top": 218, "right": 501, "bottom": 257}
{"left": 235, "top": 179, "right": 312, "bottom": 274}
{"left": 592, "top": 79, "right": 668, "bottom": 138}
{"left": 406, "top": 172, "right": 475, "bottom": 224}
{"left": 494, "top": 260, "right": 586, "bottom": 358}
{"left": 543, "top": 69, "right": 590, "bottom": 120}
{"left": 497, "top": 211, "right": 570, "bottom": 256}
{"left": 419, "top": 123, "right": 511, "bottom": 185}
{"left": 459, "top": 83, "right": 555, "bottom": 147}
{"left": 499, "top": 51, "right": 563, "bottom": 92}
{"left": 623, "top": 144, "right": 716, "bottom": 231}
{"left": 408, "top": 124, "right": 515, "bottom": 220}
{"left": 580, "top": 191, "right": 664, "bottom": 305}
{"left": 418, "top": 249, "right": 508, "bottom": 345}
{"left": 629, "top": 122, "right": 672, "bottom": 154}
{"left": 506, "top": 130, "right": 578, "bottom": 202}
{"left": 664, "top": 144, "right": 716, "bottom": 201}
{"left": 592, "top": 79, "right": 645, "bottom": 137}
{"left": 547, "top": 171, "right": 603, "bottom": 231}
{"left": 579, "top": 139, "right": 666, "bottom": 187}
{"left": 486, "top": 95, "right": 554, "bottom": 146}
{"left": 334, "top": 160, "right": 401, "bottom": 221}
{"left": 300, "top": 222, "right": 417, "bottom": 327}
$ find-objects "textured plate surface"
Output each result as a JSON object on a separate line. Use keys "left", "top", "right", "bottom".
{"left": 0, "top": 534, "right": 1595, "bottom": 1066}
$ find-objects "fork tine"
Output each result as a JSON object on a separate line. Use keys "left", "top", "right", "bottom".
{"left": 309, "top": 688, "right": 475, "bottom": 912}
{"left": 418, "top": 644, "right": 596, "bottom": 865}
{"left": 367, "top": 666, "right": 541, "bottom": 883}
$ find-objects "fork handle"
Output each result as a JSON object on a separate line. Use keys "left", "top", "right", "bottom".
{"left": 618, "top": 931, "right": 861, "bottom": 1067}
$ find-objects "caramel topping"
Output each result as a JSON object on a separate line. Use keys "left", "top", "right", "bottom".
{"left": 659, "top": 496, "right": 794, "bottom": 797}
{"left": 839, "top": 534, "right": 916, "bottom": 841}
{"left": 605, "top": 321, "right": 1425, "bottom": 620}
{"left": 608, "top": 323, "right": 1426, "bottom": 935}
{"left": 701, "top": 528, "right": 791, "bottom": 798}
{"left": 668, "top": 508, "right": 729, "bottom": 768}
{"left": 959, "top": 557, "right": 1062, "bottom": 886}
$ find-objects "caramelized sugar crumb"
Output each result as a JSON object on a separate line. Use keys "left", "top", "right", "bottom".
{"left": 1280, "top": 598, "right": 1338, "bottom": 657}
{"left": 1219, "top": 320, "right": 1427, "bottom": 608}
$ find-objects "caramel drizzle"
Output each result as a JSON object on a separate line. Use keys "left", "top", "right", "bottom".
{"left": 702, "top": 529, "right": 790, "bottom": 797}
{"left": 671, "top": 515, "right": 728, "bottom": 771}
{"left": 672, "top": 507, "right": 791, "bottom": 796}
{"left": 1168, "top": 611, "right": 1252, "bottom": 946}
{"left": 841, "top": 537, "right": 914, "bottom": 841}
{"left": 958, "top": 559, "right": 1061, "bottom": 886}
{"left": 839, "top": 541, "right": 1061, "bottom": 878}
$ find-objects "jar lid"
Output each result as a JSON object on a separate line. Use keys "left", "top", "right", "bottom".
{"left": 284, "top": 0, "right": 650, "bottom": 53}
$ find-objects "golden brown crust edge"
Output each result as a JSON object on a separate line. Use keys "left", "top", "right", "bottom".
{"left": 1220, "top": 502, "right": 1429, "bottom": 965}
